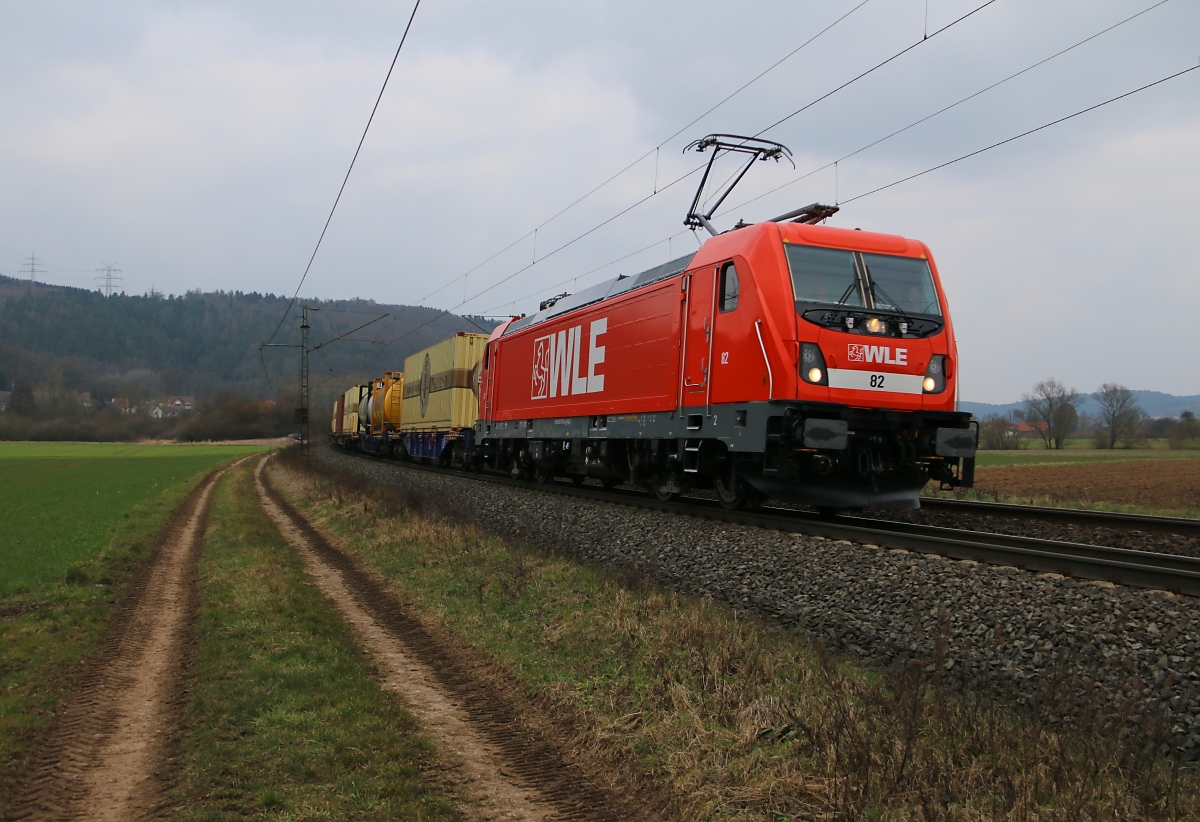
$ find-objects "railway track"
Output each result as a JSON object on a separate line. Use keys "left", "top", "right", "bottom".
{"left": 337, "top": 449, "right": 1200, "bottom": 597}
{"left": 916, "top": 496, "right": 1200, "bottom": 538}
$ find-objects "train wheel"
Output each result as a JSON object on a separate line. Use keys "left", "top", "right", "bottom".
{"left": 652, "top": 471, "right": 678, "bottom": 502}
{"left": 715, "top": 469, "right": 748, "bottom": 511}
{"left": 533, "top": 466, "right": 552, "bottom": 484}
{"left": 815, "top": 506, "right": 845, "bottom": 519}
{"left": 601, "top": 478, "right": 619, "bottom": 490}
{"left": 571, "top": 474, "right": 585, "bottom": 486}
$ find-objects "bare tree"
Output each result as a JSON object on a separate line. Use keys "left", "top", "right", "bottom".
{"left": 1170, "top": 410, "right": 1199, "bottom": 449}
{"left": 1020, "top": 378, "right": 1083, "bottom": 449}
{"left": 978, "top": 413, "right": 1024, "bottom": 450}
{"left": 1093, "top": 383, "right": 1144, "bottom": 449}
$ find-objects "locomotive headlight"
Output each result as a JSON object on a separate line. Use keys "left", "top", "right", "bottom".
{"left": 865, "top": 317, "right": 886, "bottom": 334}
{"left": 800, "top": 343, "right": 828, "bottom": 385}
{"left": 923, "top": 355, "right": 947, "bottom": 394}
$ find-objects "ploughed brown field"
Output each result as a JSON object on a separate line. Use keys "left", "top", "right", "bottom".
{"left": 971, "top": 459, "right": 1200, "bottom": 511}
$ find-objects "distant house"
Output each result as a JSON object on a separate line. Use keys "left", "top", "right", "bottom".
{"left": 109, "top": 397, "right": 132, "bottom": 414}
{"left": 150, "top": 396, "right": 195, "bottom": 419}
{"left": 1011, "top": 421, "right": 1042, "bottom": 438}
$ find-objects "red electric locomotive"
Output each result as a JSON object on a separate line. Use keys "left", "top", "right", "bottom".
{"left": 469, "top": 136, "right": 976, "bottom": 511}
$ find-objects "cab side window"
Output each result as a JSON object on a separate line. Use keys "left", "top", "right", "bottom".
{"left": 719, "top": 262, "right": 739, "bottom": 312}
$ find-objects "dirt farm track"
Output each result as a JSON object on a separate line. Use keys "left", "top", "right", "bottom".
{"left": 972, "top": 458, "right": 1200, "bottom": 511}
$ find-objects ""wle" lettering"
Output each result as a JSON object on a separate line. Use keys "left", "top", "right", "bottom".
{"left": 531, "top": 318, "right": 607, "bottom": 399}
{"left": 847, "top": 344, "right": 908, "bottom": 366}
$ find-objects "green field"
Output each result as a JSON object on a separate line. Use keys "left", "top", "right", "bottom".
{"left": 0, "top": 441, "right": 274, "bottom": 805}
{"left": 0, "top": 442, "right": 269, "bottom": 597}
{"left": 975, "top": 446, "right": 1200, "bottom": 468}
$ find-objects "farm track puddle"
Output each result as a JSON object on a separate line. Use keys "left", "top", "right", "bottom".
{"left": 256, "top": 457, "right": 655, "bottom": 822}
{"left": 3, "top": 459, "right": 248, "bottom": 822}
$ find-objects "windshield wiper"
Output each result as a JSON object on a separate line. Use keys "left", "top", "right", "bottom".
{"left": 835, "top": 281, "right": 860, "bottom": 306}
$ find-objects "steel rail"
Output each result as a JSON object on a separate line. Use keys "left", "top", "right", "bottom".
{"left": 335, "top": 448, "right": 1200, "bottom": 597}
{"left": 917, "top": 497, "right": 1200, "bottom": 538}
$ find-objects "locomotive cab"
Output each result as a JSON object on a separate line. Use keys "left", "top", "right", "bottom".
{"left": 730, "top": 221, "right": 975, "bottom": 509}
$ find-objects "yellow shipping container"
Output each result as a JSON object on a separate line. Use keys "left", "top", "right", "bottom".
{"left": 341, "top": 385, "right": 363, "bottom": 435}
{"left": 400, "top": 333, "right": 489, "bottom": 432}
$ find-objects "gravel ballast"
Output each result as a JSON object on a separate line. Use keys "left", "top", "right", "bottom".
{"left": 317, "top": 448, "right": 1200, "bottom": 757}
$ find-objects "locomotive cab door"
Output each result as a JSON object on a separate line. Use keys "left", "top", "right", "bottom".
{"left": 679, "top": 267, "right": 718, "bottom": 410}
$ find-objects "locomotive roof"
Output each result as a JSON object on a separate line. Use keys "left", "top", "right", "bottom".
{"left": 501, "top": 220, "right": 926, "bottom": 338}
{"left": 503, "top": 251, "right": 696, "bottom": 336}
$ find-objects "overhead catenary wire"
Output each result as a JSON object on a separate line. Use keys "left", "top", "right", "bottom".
{"left": 384, "top": 163, "right": 707, "bottom": 347}
{"left": 484, "top": 36, "right": 1193, "bottom": 322}
{"left": 259, "top": 347, "right": 276, "bottom": 394}
{"left": 264, "top": 0, "right": 421, "bottom": 348}
{"left": 311, "top": 313, "right": 389, "bottom": 352}
{"left": 416, "top": 0, "right": 1000, "bottom": 325}
{"left": 752, "top": 0, "right": 998, "bottom": 138}
{"left": 481, "top": 3, "right": 1164, "bottom": 318}
{"left": 412, "top": 0, "right": 873, "bottom": 308}
{"left": 839, "top": 63, "right": 1200, "bottom": 204}
{"left": 479, "top": 230, "right": 692, "bottom": 316}
{"left": 718, "top": 0, "right": 1175, "bottom": 217}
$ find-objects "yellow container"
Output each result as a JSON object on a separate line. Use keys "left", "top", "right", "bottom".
{"left": 341, "top": 385, "right": 363, "bottom": 435}
{"left": 401, "top": 333, "right": 489, "bottom": 431}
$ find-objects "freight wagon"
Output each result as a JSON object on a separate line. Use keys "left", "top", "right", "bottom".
{"left": 399, "top": 333, "right": 489, "bottom": 460}
{"left": 330, "top": 384, "right": 366, "bottom": 449}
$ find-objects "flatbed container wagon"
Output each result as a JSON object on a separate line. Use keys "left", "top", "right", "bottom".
{"left": 398, "top": 332, "right": 489, "bottom": 461}
{"left": 331, "top": 385, "right": 367, "bottom": 448}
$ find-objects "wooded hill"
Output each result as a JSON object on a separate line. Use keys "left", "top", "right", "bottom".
{"left": 0, "top": 275, "right": 495, "bottom": 409}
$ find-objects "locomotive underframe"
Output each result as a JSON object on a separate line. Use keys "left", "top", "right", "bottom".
{"left": 473, "top": 401, "right": 975, "bottom": 510}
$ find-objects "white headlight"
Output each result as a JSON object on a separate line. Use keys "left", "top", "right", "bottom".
{"left": 808, "top": 367, "right": 823, "bottom": 383}
{"left": 923, "top": 376, "right": 937, "bottom": 392}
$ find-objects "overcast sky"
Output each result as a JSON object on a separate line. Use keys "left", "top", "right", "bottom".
{"left": 2, "top": 0, "right": 1197, "bottom": 403}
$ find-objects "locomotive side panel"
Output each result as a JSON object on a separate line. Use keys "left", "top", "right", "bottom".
{"left": 704, "top": 253, "right": 793, "bottom": 406}
{"left": 487, "top": 280, "right": 681, "bottom": 422}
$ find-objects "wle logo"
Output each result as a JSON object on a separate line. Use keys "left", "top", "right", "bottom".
{"left": 531, "top": 318, "right": 607, "bottom": 400}
{"left": 847, "top": 344, "right": 908, "bottom": 366}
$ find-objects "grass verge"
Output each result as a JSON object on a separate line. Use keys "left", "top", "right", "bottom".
{"left": 0, "top": 447, "right": 253, "bottom": 809}
{"left": 273, "top": 452, "right": 1197, "bottom": 820}
{"left": 170, "top": 458, "right": 459, "bottom": 821}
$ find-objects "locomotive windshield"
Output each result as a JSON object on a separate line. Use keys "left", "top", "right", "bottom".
{"left": 785, "top": 246, "right": 863, "bottom": 308}
{"left": 861, "top": 253, "right": 941, "bottom": 316}
{"left": 785, "top": 243, "right": 942, "bottom": 317}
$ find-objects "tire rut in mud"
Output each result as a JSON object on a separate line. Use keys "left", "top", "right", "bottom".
{"left": 3, "top": 462, "right": 238, "bottom": 822}
{"left": 257, "top": 458, "right": 665, "bottom": 822}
